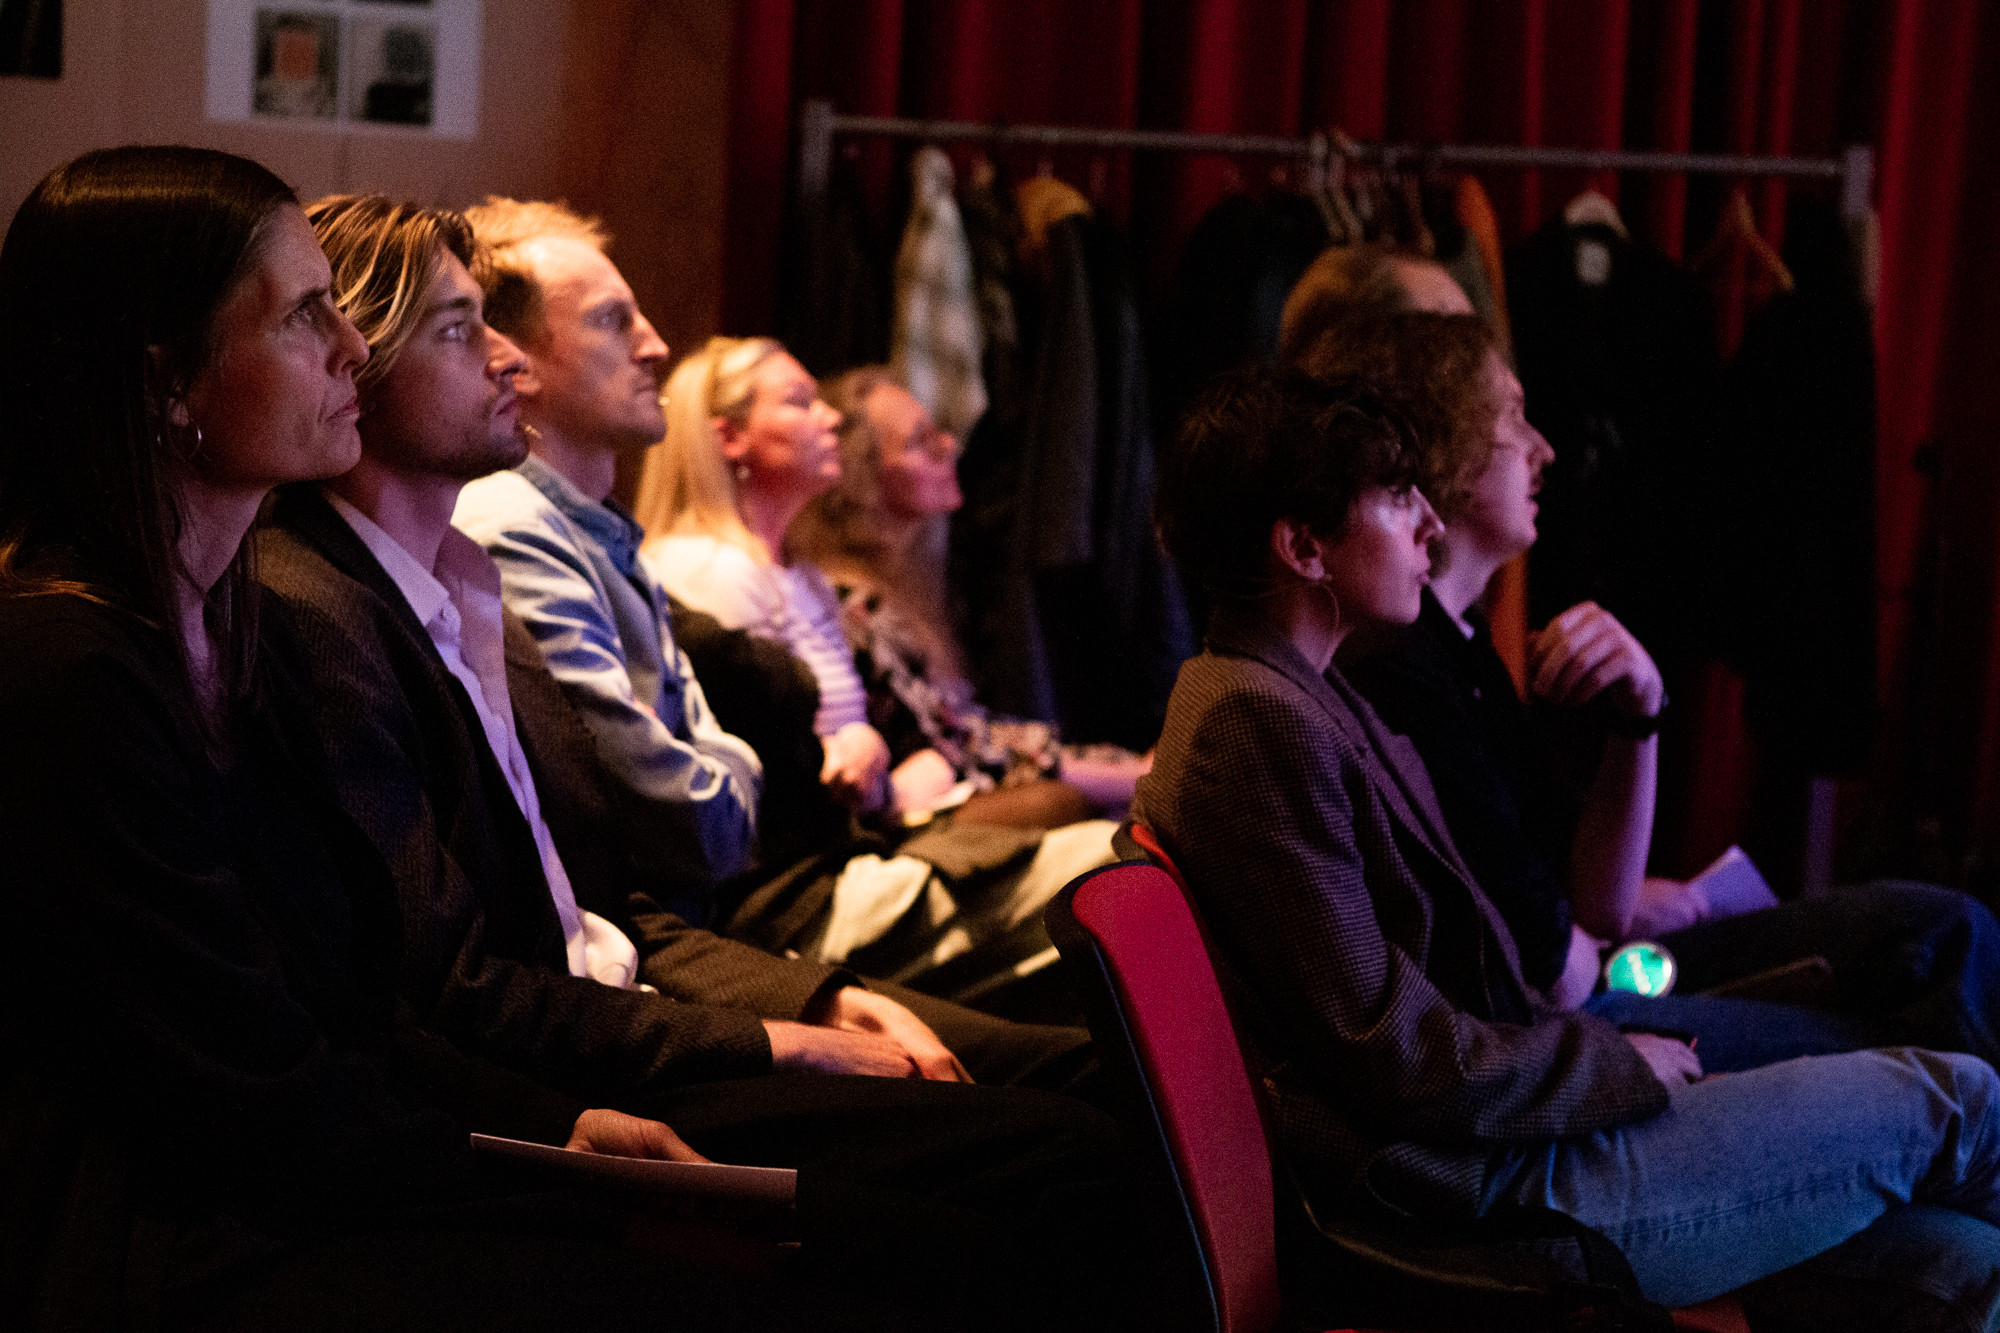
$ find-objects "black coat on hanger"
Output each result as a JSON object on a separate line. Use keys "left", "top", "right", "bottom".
{"left": 1506, "top": 217, "right": 1720, "bottom": 664}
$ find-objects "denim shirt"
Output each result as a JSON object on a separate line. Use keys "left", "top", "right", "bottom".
{"left": 453, "top": 455, "right": 761, "bottom": 908}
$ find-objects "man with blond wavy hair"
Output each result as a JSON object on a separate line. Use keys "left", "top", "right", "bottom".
{"left": 252, "top": 191, "right": 1148, "bottom": 1331}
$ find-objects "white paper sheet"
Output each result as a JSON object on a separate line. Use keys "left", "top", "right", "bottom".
{"left": 469, "top": 1134, "right": 797, "bottom": 1205}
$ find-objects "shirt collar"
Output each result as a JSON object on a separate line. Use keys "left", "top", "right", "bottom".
{"left": 325, "top": 489, "right": 452, "bottom": 630}
{"left": 517, "top": 453, "right": 648, "bottom": 577}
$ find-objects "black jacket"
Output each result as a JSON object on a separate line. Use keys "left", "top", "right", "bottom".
{"left": 0, "top": 588, "right": 581, "bottom": 1330}
{"left": 256, "top": 487, "right": 814, "bottom": 1101}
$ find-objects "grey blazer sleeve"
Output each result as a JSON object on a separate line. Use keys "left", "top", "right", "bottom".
{"left": 1164, "top": 668, "right": 1667, "bottom": 1146}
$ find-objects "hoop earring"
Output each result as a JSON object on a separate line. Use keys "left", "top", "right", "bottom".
{"left": 1316, "top": 575, "right": 1344, "bottom": 638}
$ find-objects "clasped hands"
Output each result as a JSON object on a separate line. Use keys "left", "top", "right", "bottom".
{"left": 568, "top": 985, "right": 968, "bottom": 1164}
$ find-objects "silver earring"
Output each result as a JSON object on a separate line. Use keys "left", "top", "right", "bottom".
{"left": 734, "top": 463, "right": 751, "bottom": 482}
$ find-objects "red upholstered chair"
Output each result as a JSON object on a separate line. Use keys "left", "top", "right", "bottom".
{"left": 1049, "top": 840, "right": 1748, "bottom": 1333}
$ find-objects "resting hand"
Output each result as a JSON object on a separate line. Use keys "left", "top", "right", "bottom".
{"left": 1547, "top": 924, "right": 1605, "bottom": 1010}
{"left": 763, "top": 1019, "right": 930, "bottom": 1079}
{"left": 1060, "top": 749, "right": 1154, "bottom": 813}
{"left": 1527, "top": 602, "right": 1665, "bottom": 721}
{"left": 1625, "top": 1032, "right": 1703, "bottom": 1086}
{"left": 821, "top": 722, "right": 891, "bottom": 812}
{"left": 889, "top": 748, "right": 960, "bottom": 815}
{"left": 811, "top": 986, "right": 971, "bottom": 1082}
{"left": 566, "top": 1108, "right": 710, "bottom": 1162}
{"left": 1628, "top": 876, "right": 1710, "bottom": 939}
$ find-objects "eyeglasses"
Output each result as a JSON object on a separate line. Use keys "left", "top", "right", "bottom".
{"left": 909, "top": 429, "right": 962, "bottom": 463}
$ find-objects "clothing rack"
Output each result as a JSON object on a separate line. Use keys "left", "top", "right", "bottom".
{"left": 796, "top": 98, "right": 1874, "bottom": 221}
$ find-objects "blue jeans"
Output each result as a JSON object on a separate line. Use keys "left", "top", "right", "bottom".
{"left": 1585, "top": 881, "right": 2000, "bottom": 1073}
{"left": 1486, "top": 1048, "right": 2000, "bottom": 1308}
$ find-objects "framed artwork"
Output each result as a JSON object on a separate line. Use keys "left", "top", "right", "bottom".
{"left": 206, "top": 0, "right": 480, "bottom": 138}
{"left": 0, "top": 0, "right": 62, "bottom": 79}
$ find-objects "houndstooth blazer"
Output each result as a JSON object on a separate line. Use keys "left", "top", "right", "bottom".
{"left": 1132, "top": 605, "right": 1668, "bottom": 1218}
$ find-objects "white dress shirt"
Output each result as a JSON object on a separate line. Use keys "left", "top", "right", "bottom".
{"left": 327, "top": 491, "right": 639, "bottom": 988}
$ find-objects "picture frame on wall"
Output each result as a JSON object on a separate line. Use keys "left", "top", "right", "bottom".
{"left": 206, "top": 0, "right": 479, "bottom": 138}
{"left": 0, "top": 0, "right": 63, "bottom": 79}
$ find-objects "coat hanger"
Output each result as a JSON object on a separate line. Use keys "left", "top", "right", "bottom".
{"left": 1690, "top": 188, "right": 1797, "bottom": 293}
{"left": 1320, "top": 129, "right": 1364, "bottom": 246}
{"left": 1563, "top": 186, "right": 1629, "bottom": 239}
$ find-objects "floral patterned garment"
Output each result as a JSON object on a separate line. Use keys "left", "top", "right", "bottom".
{"left": 834, "top": 583, "right": 1135, "bottom": 789}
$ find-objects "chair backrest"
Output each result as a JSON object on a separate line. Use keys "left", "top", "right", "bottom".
{"left": 1047, "top": 861, "right": 1284, "bottom": 1333}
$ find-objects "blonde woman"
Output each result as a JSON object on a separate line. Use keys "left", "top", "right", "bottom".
{"left": 637, "top": 338, "right": 1118, "bottom": 1013}
{"left": 639, "top": 337, "right": 947, "bottom": 817}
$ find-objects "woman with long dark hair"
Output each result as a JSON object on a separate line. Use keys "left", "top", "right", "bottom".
{"left": 0, "top": 148, "right": 794, "bottom": 1331}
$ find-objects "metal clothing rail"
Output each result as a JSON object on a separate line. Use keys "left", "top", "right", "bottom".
{"left": 796, "top": 98, "right": 1874, "bottom": 221}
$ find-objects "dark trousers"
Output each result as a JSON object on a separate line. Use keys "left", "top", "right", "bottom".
{"left": 175, "top": 1075, "right": 1150, "bottom": 1333}
{"left": 869, "top": 976, "right": 1102, "bottom": 1100}
{"left": 1585, "top": 880, "right": 2000, "bottom": 1073}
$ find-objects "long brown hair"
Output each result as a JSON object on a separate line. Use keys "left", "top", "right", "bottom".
{"left": 790, "top": 366, "right": 962, "bottom": 682}
{"left": 0, "top": 146, "right": 298, "bottom": 713}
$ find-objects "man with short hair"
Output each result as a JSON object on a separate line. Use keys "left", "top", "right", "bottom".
{"left": 449, "top": 197, "right": 1099, "bottom": 1085}
{"left": 264, "top": 191, "right": 980, "bottom": 1085}
{"left": 255, "top": 194, "right": 1144, "bottom": 1330}
{"left": 449, "top": 199, "right": 760, "bottom": 913}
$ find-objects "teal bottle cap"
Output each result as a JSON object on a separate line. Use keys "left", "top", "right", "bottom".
{"left": 1603, "top": 940, "right": 1677, "bottom": 997}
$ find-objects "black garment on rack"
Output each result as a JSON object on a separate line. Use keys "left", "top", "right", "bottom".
{"left": 1506, "top": 219, "right": 1720, "bottom": 659}
{"left": 1152, "top": 190, "right": 1330, "bottom": 434}
{"left": 782, "top": 156, "right": 891, "bottom": 378}
{"left": 952, "top": 212, "right": 1192, "bottom": 750}
{"left": 1713, "top": 199, "right": 1877, "bottom": 774}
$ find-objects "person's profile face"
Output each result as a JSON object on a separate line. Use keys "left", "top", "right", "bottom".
{"left": 1451, "top": 352, "right": 1554, "bottom": 563}
{"left": 1316, "top": 482, "right": 1444, "bottom": 628}
{"left": 728, "top": 352, "right": 842, "bottom": 498}
{"left": 867, "top": 384, "right": 962, "bottom": 520}
{"left": 516, "top": 237, "right": 668, "bottom": 454}
{"left": 360, "top": 249, "right": 529, "bottom": 481}
{"left": 179, "top": 204, "right": 369, "bottom": 491}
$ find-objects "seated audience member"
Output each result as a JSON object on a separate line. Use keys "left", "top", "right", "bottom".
{"left": 260, "top": 192, "right": 1025, "bottom": 1089}
{"left": 1135, "top": 365, "right": 2000, "bottom": 1312}
{"left": 1276, "top": 240, "right": 1473, "bottom": 360}
{"left": 432, "top": 204, "right": 759, "bottom": 906}
{"left": 0, "top": 146, "right": 1151, "bottom": 1332}
{"left": 637, "top": 335, "right": 898, "bottom": 815}
{"left": 786, "top": 366, "right": 1152, "bottom": 828}
{"left": 1306, "top": 311, "right": 2000, "bottom": 1074}
{"left": 452, "top": 204, "right": 1108, "bottom": 1014}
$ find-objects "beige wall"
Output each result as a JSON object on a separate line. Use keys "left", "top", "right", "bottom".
{"left": 0, "top": 0, "right": 734, "bottom": 352}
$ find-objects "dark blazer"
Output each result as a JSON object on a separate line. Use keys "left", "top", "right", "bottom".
{"left": 1342, "top": 590, "right": 1583, "bottom": 991}
{"left": 0, "top": 590, "right": 584, "bottom": 1330}
{"left": 257, "top": 486, "right": 833, "bottom": 1101}
{"left": 1132, "top": 606, "right": 1667, "bottom": 1218}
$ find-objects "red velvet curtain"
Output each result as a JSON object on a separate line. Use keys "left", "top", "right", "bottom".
{"left": 720, "top": 0, "right": 1998, "bottom": 885}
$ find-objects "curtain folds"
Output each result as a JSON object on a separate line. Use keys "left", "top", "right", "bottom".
{"left": 721, "top": 0, "right": 1998, "bottom": 884}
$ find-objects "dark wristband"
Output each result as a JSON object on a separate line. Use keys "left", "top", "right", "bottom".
{"left": 1604, "top": 692, "right": 1668, "bottom": 740}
